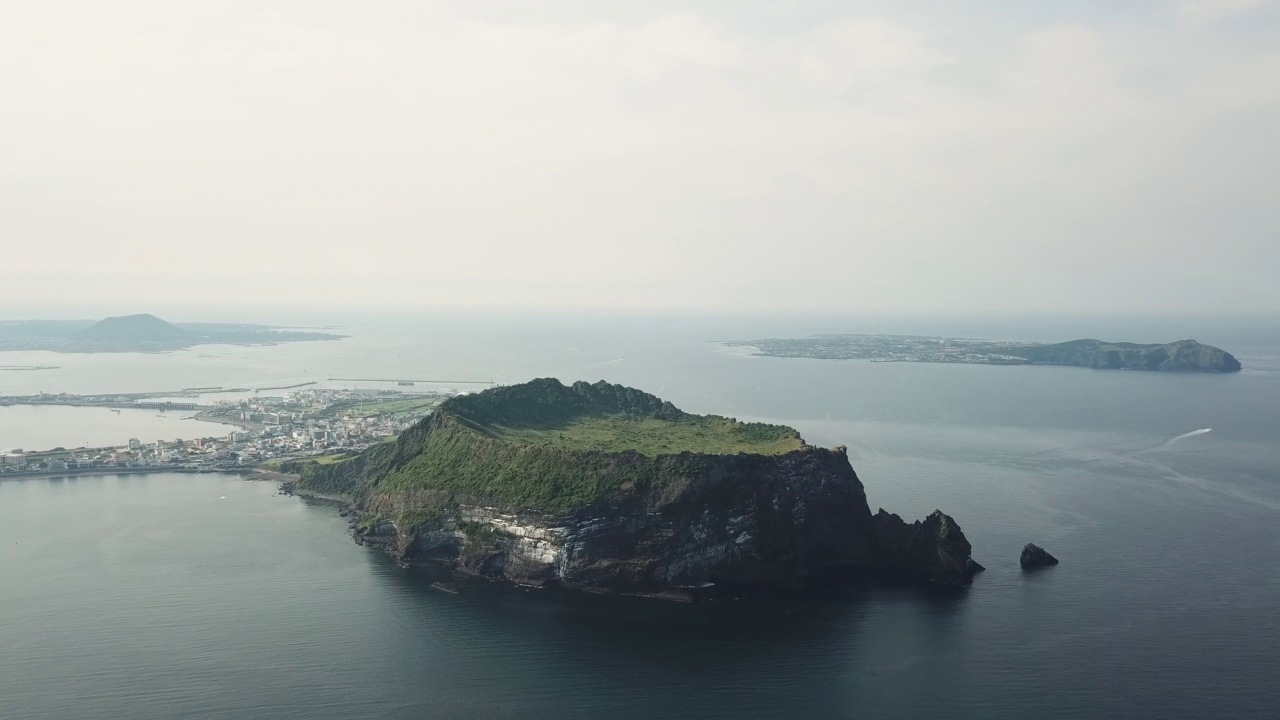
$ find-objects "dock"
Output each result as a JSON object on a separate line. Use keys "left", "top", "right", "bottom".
{"left": 326, "top": 377, "right": 494, "bottom": 385}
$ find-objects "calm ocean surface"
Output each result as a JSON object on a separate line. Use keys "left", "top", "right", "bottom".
{"left": 2, "top": 313, "right": 1278, "bottom": 719}
{"left": 0, "top": 405, "right": 233, "bottom": 451}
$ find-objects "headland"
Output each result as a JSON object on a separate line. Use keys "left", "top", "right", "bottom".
{"left": 285, "top": 378, "right": 983, "bottom": 598}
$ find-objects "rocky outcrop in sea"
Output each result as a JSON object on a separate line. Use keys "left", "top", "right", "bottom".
{"left": 1020, "top": 543, "right": 1059, "bottom": 569}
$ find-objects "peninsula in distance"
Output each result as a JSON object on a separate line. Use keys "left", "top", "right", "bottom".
{"left": 284, "top": 378, "right": 982, "bottom": 599}
{"left": 0, "top": 313, "right": 344, "bottom": 354}
{"left": 724, "top": 335, "right": 1242, "bottom": 373}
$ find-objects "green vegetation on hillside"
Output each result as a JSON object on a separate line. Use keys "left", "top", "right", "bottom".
{"left": 446, "top": 378, "right": 686, "bottom": 427}
{"left": 440, "top": 378, "right": 800, "bottom": 456}
{"left": 376, "top": 418, "right": 671, "bottom": 511}
{"left": 395, "top": 507, "right": 445, "bottom": 531}
{"left": 312, "top": 453, "right": 355, "bottom": 465}
{"left": 275, "top": 452, "right": 352, "bottom": 473}
{"left": 327, "top": 397, "right": 441, "bottom": 418}
{"left": 295, "top": 378, "right": 812, "bottom": 513}
{"left": 488, "top": 413, "right": 802, "bottom": 456}
{"left": 356, "top": 512, "right": 384, "bottom": 532}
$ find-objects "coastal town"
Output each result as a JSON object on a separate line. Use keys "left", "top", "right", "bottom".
{"left": 0, "top": 387, "right": 450, "bottom": 476}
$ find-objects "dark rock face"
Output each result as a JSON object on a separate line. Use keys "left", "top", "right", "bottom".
{"left": 872, "top": 509, "right": 985, "bottom": 586}
{"left": 366, "top": 446, "right": 887, "bottom": 592}
{"left": 359, "top": 458, "right": 984, "bottom": 593}
{"left": 303, "top": 379, "right": 985, "bottom": 596}
{"left": 1020, "top": 543, "right": 1059, "bottom": 569}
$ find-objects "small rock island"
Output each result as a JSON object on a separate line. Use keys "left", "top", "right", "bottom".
{"left": 1020, "top": 543, "right": 1059, "bottom": 569}
{"left": 285, "top": 378, "right": 983, "bottom": 597}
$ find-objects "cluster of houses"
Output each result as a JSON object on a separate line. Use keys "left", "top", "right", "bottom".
{"left": 0, "top": 389, "right": 441, "bottom": 475}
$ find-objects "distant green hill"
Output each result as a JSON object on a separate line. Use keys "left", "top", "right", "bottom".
{"left": 78, "top": 314, "right": 191, "bottom": 343}
{"left": 995, "top": 338, "right": 1241, "bottom": 372}
{"left": 0, "top": 315, "right": 343, "bottom": 353}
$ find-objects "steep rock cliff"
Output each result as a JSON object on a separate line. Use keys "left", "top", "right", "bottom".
{"left": 295, "top": 379, "right": 982, "bottom": 592}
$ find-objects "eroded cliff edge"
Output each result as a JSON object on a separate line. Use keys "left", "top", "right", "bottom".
{"left": 288, "top": 378, "right": 982, "bottom": 593}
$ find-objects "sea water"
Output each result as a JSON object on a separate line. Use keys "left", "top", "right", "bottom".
{"left": 1, "top": 313, "right": 1277, "bottom": 719}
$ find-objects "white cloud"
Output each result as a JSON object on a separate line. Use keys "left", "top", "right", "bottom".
{"left": 0, "top": 2, "right": 1277, "bottom": 313}
{"left": 1177, "top": 0, "right": 1275, "bottom": 26}
{"left": 798, "top": 18, "right": 954, "bottom": 94}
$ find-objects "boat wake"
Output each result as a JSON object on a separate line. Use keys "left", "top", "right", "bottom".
{"left": 1162, "top": 428, "right": 1212, "bottom": 447}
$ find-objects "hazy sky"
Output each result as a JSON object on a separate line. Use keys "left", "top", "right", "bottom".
{"left": 3, "top": 1, "right": 1278, "bottom": 315}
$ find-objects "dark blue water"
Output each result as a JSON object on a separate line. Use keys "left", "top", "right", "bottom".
{"left": 2, "top": 314, "right": 1278, "bottom": 719}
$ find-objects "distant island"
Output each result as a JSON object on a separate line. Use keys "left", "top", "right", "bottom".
{"left": 724, "top": 335, "right": 1241, "bottom": 372}
{"left": 284, "top": 378, "right": 983, "bottom": 598}
{"left": 0, "top": 314, "right": 344, "bottom": 353}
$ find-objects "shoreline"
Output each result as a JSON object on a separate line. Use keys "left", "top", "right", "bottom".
{"left": 0, "top": 467, "right": 293, "bottom": 483}
{"left": 1, "top": 467, "right": 206, "bottom": 482}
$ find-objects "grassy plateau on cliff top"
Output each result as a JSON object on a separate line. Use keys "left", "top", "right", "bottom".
{"left": 443, "top": 377, "right": 802, "bottom": 457}
{"left": 484, "top": 414, "right": 803, "bottom": 456}
{"left": 296, "top": 378, "right": 808, "bottom": 512}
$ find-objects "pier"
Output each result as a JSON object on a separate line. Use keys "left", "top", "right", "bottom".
{"left": 326, "top": 377, "right": 494, "bottom": 385}
{"left": 255, "top": 381, "right": 318, "bottom": 391}
{"left": 0, "top": 399, "right": 206, "bottom": 411}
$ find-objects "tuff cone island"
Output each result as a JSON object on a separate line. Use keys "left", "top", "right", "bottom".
{"left": 286, "top": 379, "right": 982, "bottom": 597}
